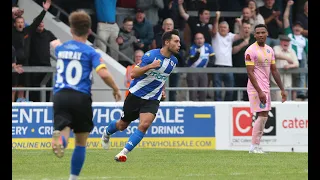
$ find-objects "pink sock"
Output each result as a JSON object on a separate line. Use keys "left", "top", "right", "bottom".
{"left": 251, "top": 116, "right": 268, "bottom": 145}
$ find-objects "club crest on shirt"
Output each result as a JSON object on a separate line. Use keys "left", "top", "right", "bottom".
{"left": 170, "top": 61, "right": 175, "bottom": 66}
{"left": 267, "top": 49, "right": 270, "bottom": 53}
{"left": 245, "top": 54, "right": 251, "bottom": 61}
{"left": 260, "top": 102, "right": 266, "bottom": 108}
{"left": 145, "top": 52, "right": 151, "bottom": 57}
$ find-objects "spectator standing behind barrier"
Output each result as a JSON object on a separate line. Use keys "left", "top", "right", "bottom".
{"left": 151, "top": 18, "right": 186, "bottom": 101}
{"left": 211, "top": 11, "right": 241, "bottom": 101}
{"left": 117, "top": 17, "right": 139, "bottom": 67}
{"left": 234, "top": 5, "right": 265, "bottom": 34}
{"left": 232, "top": 20, "right": 255, "bottom": 101}
{"left": 12, "top": 46, "right": 24, "bottom": 102}
{"left": 178, "top": 0, "right": 212, "bottom": 45}
{"left": 124, "top": 50, "right": 143, "bottom": 97}
{"left": 258, "top": 0, "right": 283, "bottom": 48}
{"left": 29, "top": 19, "right": 60, "bottom": 102}
{"left": 133, "top": 9, "right": 154, "bottom": 53}
{"left": 247, "top": 0, "right": 265, "bottom": 25}
{"left": 295, "top": 1, "right": 308, "bottom": 38}
{"left": 12, "top": 7, "right": 24, "bottom": 28}
{"left": 271, "top": 35, "right": 299, "bottom": 101}
{"left": 158, "top": 0, "right": 186, "bottom": 38}
{"left": 234, "top": 7, "right": 253, "bottom": 34}
{"left": 187, "top": 33, "right": 215, "bottom": 101}
{"left": 283, "top": 0, "right": 308, "bottom": 100}
{"left": 12, "top": 0, "right": 51, "bottom": 102}
{"left": 94, "top": 0, "right": 119, "bottom": 61}
{"left": 136, "top": 0, "right": 164, "bottom": 26}
{"left": 178, "top": 0, "right": 213, "bottom": 99}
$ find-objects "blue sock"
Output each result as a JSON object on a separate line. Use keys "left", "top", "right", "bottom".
{"left": 61, "top": 136, "right": 67, "bottom": 148}
{"left": 106, "top": 120, "right": 119, "bottom": 135}
{"left": 71, "top": 146, "right": 86, "bottom": 176}
{"left": 124, "top": 129, "right": 145, "bottom": 151}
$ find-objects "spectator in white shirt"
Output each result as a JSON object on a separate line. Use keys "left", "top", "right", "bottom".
{"left": 271, "top": 35, "right": 299, "bottom": 101}
{"left": 211, "top": 11, "right": 241, "bottom": 101}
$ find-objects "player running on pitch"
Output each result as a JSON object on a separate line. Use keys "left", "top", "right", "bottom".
{"left": 245, "top": 24, "right": 287, "bottom": 153}
{"left": 51, "top": 10, "right": 121, "bottom": 180}
{"left": 101, "top": 30, "right": 181, "bottom": 162}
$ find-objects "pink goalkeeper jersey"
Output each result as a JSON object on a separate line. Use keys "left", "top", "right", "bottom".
{"left": 245, "top": 42, "right": 275, "bottom": 92}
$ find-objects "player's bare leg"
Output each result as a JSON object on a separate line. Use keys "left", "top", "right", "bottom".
{"left": 115, "top": 113, "right": 155, "bottom": 162}
{"left": 250, "top": 111, "right": 268, "bottom": 153}
{"left": 101, "top": 119, "right": 130, "bottom": 150}
{"left": 52, "top": 126, "right": 71, "bottom": 158}
{"left": 69, "top": 132, "right": 89, "bottom": 180}
{"left": 12, "top": 91, "right": 16, "bottom": 102}
{"left": 16, "top": 85, "right": 26, "bottom": 101}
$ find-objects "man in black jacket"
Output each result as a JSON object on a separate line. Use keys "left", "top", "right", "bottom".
{"left": 29, "top": 19, "right": 60, "bottom": 102}
{"left": 12, "top": 0, "right": 51, "bottom": 102}
{"left": 12, "top": 46, "right": 24, "bottom": 102}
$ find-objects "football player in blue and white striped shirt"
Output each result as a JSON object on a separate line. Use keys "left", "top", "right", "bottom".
{"left": 101, "top": 30, "right": 181, "bottom": 162}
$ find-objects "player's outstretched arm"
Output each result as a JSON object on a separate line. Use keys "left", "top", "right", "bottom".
{"left": 97, "top": 68, "right": 121, "bottom": 101}
{"left": 131, "top": 59, "right": 161, "bottom": 79}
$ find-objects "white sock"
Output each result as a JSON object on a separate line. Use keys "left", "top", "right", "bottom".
{"left": 250, "top": 144, "right": 258, "bottom": 151}
{"left": 120, "top": 148, "right": 129, "bottom": 155}
{"left": 69, "top": 174, "right": 78, "bottom": 180}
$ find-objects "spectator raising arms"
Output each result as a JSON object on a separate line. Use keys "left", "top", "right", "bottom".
{"left": 283, "top": 0, "right": 308, "bottom": 100}
{"left": 12, "top": 0, "right": 51, "bottom": 102}
{"left": 211, "top": 11, "right": 241, "bottom": 101}
{"left": 29, "top": 19, "right": 60, "bottom": 102}
{"left": 295, "top": 1, "right": 308, "bottom": 38}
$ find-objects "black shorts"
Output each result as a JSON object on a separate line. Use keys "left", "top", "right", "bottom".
{"left": 12, "top": 72, "right": 27, "bottom": 86}
{"left": 121, "top": 92, "right": 160, "bottom": 122}
{"left": 53, "top": 89, "right": 93, "bottom": 133}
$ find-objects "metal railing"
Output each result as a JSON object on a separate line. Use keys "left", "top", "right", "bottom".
{"left": 12, "top": 66, "right": 308, "bottom": 102}
{"left": 12, "top": 86, "right": 307, "bottom": 101}
{"left": 12, "top": 66, "right": 308, "bottom": 73}
{"left": 49, "top": 2, "right": 135, "bottom": 64}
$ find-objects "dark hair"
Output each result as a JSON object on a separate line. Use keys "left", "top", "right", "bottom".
{"left": 254, "top": 24, "right": 267, "bottom": 31}
{"left": 162, "top": 29, "right": 180, "bottom": 46}
{"left": 69, "top": 10, "right": 91, "bottom": 37}
{"left": 123, "top": 16, "right": 133, "bottom": 24}
{"left": 247, "top": 0, "right": 260, "bottom": 15}
{"left": 14, "top": 16, "right": 24, "bottom": 23}
{"left": 198, "top": 8, "right": 210, "bottom": 17}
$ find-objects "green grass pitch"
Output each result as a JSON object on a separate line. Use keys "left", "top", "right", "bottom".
{"left": 13, "top": 149, "right": 308, "bottom": 180}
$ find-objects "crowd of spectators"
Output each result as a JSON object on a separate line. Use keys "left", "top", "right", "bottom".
{"left": 12, "top": 0, "right": 308, "bottom": 102}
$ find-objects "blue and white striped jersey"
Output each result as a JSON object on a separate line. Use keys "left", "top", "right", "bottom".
{"left": 129, "top": 49, "right": 178, "bottom": 100}
{"left": 188, "top": 43, "right": 214, "bottom": 67}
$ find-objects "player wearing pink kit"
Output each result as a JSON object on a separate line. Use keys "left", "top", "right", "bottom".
{"left": 244, "top": 24, "right": 287, "bottom": 153}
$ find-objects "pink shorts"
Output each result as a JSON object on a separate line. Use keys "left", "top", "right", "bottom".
{"left": 247, "top": 91, "right": 271, "bottom": 113}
